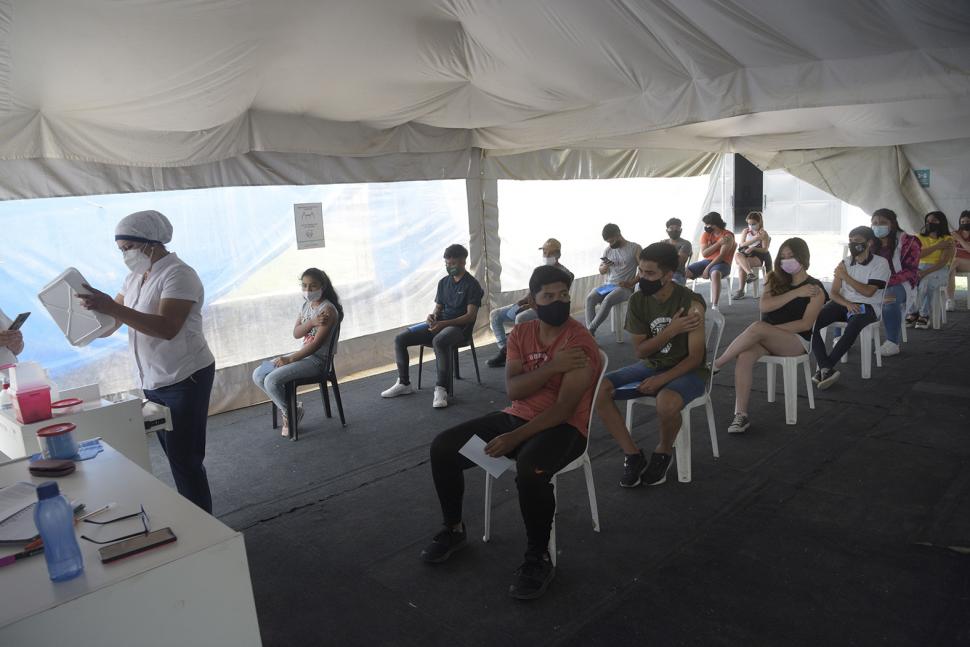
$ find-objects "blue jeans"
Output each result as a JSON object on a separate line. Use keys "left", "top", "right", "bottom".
{"left": 144, "top": 363, "right": 215, "bottom": 513}
{"left": 686, "top": 258, "right": 731, "bottom": 279}
{"left": 917, "top": 266, "right": 948, "bottom": 318}
{"left": 606, "top": 363, "right": 706, "bottom": 406}
{"left": 882, "top": 284, "right": 907, "bottom": 344}
{"left": 252, "top": 355, "right": 328, "bottom": 413}
{"left": 490, "top": 304, "right": 538, "bottom": 348}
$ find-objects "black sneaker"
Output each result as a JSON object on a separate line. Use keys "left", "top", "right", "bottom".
{"left": 420, "top": 525, "right": 467, "bottom": 563}
{"left": 508, "top": 551, "right": 555, "bottom": 600}
{"left": 817, "top": 368, "right": 841, "bottom": 390}
{"left": 914, "top": 317, "right": 930, "bottom": 330}
{"left": 812, "top": 369, "right": 823, "bottom": 385}
{"left": 745, "top": 272, "right": 757, "bottom": 284}
{"left": 619, "top": 450, "right": 647, "bottom": 488}
{"left": 905, "top": 314, "right": 918, "bottom": 328}
{"left": 642, "top": 452, "right": 673, "bottom": 486}
{"left": 727, "top": 413, "right": 750, "bottom": 434}
{"left": 486, "top": 347, "right": 507, "bottom": 368}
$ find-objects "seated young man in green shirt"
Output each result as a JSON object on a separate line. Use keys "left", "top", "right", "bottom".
{"left": 595, "top": 242, "right": 708, "bottom": 487}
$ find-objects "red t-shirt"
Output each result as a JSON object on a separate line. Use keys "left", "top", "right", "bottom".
{"left": 701, "top": 229, "right": 734, "bottom": 260}
{"left": 503, "top": 318, "right": 602, "bottom": 436}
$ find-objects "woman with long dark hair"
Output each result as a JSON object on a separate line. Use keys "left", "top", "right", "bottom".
{"left": 913, "top": 211, "right": 955, "bottom": 329}
{"left": 253, "top": 267, "right": 343, "bottom": 436}
{"left": 871, "top": 208, "right": 920, "bottom": 355}
{"left": 713, "top": 237, "right": 826, "bottom": 433}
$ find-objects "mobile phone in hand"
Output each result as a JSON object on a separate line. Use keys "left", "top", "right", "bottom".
{"left": 7, "top": 312, "right": 29, "bottom": 331}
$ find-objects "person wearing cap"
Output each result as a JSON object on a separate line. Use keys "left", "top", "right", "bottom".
{"left": 78, "top": 210, "right": 216, "bottom": 513}
{"left": 0, "top": 307, "right": 24, "bottom": 365}
{"left": 487, "top": 239, "right": 573, "bottom": 368}
{"left": 586, "top": 224, "right": 642, "bottom": 337}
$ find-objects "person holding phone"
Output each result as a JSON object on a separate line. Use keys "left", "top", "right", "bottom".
{"left": 0, "top": 309, "right": 26, "bottom": 364}
{"left": 809, "top": 226, "right": 890, "bottom": 389}
{"left": 585, "top": 223, "right": 641, "bottom": 337}
{"left": 78, "top": 210, "right": 216, "bottom": 514}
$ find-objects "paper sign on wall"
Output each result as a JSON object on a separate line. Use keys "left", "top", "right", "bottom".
{"left": 913, "top": 169, "right": 930, "bottom": 188}
{"left": 294, "top": 202, "right": 325, "bottom": 249}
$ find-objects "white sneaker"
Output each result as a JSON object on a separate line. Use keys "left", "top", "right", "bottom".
{"left": 381, "top": 380, "right": 414, "bottom": 398}
{"left": 432, "top": 386, "right": 449, "bottom": 409}
{"left": 879, "top": 340, "right": 900, "bottom": 357}
{"left": 946, "top": 298, "right": 955, "bottom": 312}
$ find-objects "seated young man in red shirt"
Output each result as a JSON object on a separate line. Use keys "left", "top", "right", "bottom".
{"left": 421, "top": 265, "right": 602, "bottom": 601}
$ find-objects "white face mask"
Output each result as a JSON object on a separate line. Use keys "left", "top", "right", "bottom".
{"left": 748, "top": 223, "right": 760, "bottom": 231}
{"left": 543, "top": 256, "right": 557, "bottom": 266}
{"left": 123, "top": 246, "right": 152, "bottom": 274}
{"left": 303, "top": 289, "right": 323, "bottom": 302}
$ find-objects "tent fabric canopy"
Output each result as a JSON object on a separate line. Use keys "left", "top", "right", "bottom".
{"left": 1, "top": 0, "right": 969, "bottom": 186}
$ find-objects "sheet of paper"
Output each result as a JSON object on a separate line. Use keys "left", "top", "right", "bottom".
{"left": 294, "top": 202, "right": 325, "bottom": 250}
{"left": 459, "top": 435, "right": 513, "bottom": 479}
{"left": 0, "top": 482, "right": 37, "bottom": 524}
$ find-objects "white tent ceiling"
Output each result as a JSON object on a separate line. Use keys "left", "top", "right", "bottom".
{"left": 1, "top": 0, "right": 969, "bottom": 185}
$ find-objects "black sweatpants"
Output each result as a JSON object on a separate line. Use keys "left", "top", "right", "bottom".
{"left": 430, "top": 411, "right": 586, "bottom": 553}
{"left": 811, "top": 301, "right": 879, "bottom": 370}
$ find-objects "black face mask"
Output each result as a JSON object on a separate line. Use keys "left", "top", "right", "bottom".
{"left": 667, "top": 229, "right": 682, "bottom": 239}
{"left": 961, "top": 223, "right": 970, "bottom": 231}
{"left": 924, "top": 221, "right": 945, "bottom": 236}
{"left": 535, "top": 300, "right": 571, "bottom": 326}
{"left": 608, "top": 240, "right": 622, "bottom": 249}
{"left": 638, "top": 277, "right": 664, "bottom": 296}
{"left": 703, "top": 225, "right": 714, "bottom": 234}
{"left": 848, "top": 242, "right": 867, "bottom": 257}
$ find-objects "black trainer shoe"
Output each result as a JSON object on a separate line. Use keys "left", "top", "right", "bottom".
{"left": 905, "top": 314, "right": 918, "bottom": 328}
{"left": 727, "top": 413, "right": 750, "bottom": 434}
{"left": 508, "top": 551, "right": 555, "bottom": 600}
{"left": 642, "top": 452, "right": 673, "bottom": 486}
{"left": 745, "top": 271, "right": 757, "bottom": 284}
{"left": 420, "top": 525, "right": 467, "bottom": 563}
{"left": 812, "top": 369, "right": 823, "bottom": 385}
{"left": 817, "top": 368, "right": 841, "bottom": 390}
{"left": 487, "top": 347, "right": 507, "bottom": 368}
{"left": 619, "top": 450, "right": 647, "bottom": 488}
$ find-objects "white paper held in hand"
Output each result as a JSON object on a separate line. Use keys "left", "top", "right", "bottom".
{"left": 459, "top": 435, "right": 514, "bottom": 479}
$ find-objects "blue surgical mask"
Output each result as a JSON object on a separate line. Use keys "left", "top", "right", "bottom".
{"left": 872, "top": 225, "right": 891, "bottom": 238}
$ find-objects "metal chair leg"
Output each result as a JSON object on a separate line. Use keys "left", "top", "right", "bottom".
{"left": 470, "top": 339, "right": 481, "bottom": 384}
{"left": 288, "top": 384, "right": 299, "bottom": 441}
{"left": 320, "top": 381, "right": 332, "bottom": 418}
{"left": 417, "top": 345, "right": 425, "bottom": 390}
{"left": 330, "top": 375, "right": 347, "bottom": 427}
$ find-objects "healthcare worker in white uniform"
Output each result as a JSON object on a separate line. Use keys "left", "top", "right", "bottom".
{"left": 80, "top": 210, "right": 216, "bottom": 513}
{"left": 0, "top": 308, "right": 24, "bottom": 365}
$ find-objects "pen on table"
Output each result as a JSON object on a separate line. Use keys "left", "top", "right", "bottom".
{"left": 75, "top": 502, "right": 115, "bottom": 524}
{"left": 0, "top": 545, "right": 45, "bottom": 568}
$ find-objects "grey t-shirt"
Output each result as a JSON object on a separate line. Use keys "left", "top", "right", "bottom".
{"left": 603, "top": 241, "right": 642, "bottom": 284}
{"left": 658, "top": 238, "right": 693, "bottom": 274}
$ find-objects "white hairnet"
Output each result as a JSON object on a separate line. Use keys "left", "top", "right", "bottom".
{"left": 114, "top": 210, "right": 173, "bottom": 244}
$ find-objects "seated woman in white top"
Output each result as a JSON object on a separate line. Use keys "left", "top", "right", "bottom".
{"left": 0, "top": 308, "right": 24, "bottom": 365}
{"left": 712, "top": 237, "right": 826, "bottom": 434}
{"left": 732, "top": 211, "right": 772, "bottom": 300}
{"left": 253, "top": 268, "right": 342, "bottom": 437}
{"left": 79, "top": 210, "right": 216, "bottom": 513}
{"left": 810, "top": 226, "right": 891, "bottom": 389}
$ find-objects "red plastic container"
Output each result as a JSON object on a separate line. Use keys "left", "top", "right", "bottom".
{"left": 13, "top": 385, "right": 53, "bottom": 424}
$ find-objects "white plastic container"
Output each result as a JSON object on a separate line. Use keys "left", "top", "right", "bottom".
{"left": 10, "top": 361, "right": 47, "bottom": 391}
{"left": 37, "top": 267, "right": 116, "bottom": 347}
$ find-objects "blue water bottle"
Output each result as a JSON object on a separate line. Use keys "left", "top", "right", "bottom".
{"left": 33, "top": 481, "right": 84, "bottom": 582}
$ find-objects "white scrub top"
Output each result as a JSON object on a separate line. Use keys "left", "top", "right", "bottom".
{"left": 120, "top": 253, "right": 215, "bottom": 390}
{"left": 0, "top": 308, "right": 17, "bottom": 366}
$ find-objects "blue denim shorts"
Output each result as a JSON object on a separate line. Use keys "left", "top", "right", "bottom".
{"left": 606, "top": 363, "right": 706, "bottom": 405}
{"left": 687, "top": 258, "right": 731, "bottom": 278}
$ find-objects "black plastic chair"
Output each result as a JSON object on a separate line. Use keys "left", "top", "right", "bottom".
{"left": 417, "top": 331, "right": 481, "bottom": 395}
{"left": 270, "top": 322, "right": 346, "bottom": 441}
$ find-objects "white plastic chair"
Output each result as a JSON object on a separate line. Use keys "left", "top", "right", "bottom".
{"left": 931, "top": 284, "right": 948, "bottom": 329}
{"left": 956, "top": 271, "right": 970, "bottom": 309}
{"left": 690, "top": 276, "right": 733, "bottom": 307}
{"left": 610, "top": 300, "right": 629, "bottom": 343}
{"left": 756, "top": 353, "right": 816, "bottom": 425}
{"left": 482, "top": 349, "right": 609, "bottom": 566}
{"left": 622, "top": 308, "right": 725, "bottom": 484}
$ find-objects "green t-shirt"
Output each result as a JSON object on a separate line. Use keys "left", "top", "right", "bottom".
{"left": 625, "top": 282, "right": 708, "bottom": 378}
